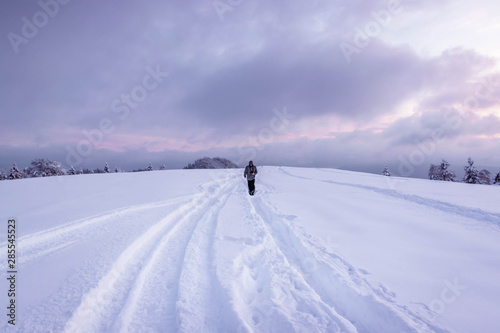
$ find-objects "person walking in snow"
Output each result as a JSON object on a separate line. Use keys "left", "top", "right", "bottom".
{"left": 244, "top": 160, "right": 258, "bottom": 195}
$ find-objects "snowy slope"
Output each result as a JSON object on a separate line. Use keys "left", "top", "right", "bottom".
{"left": 1, "top": 167, "right": 499, "bottom": 333}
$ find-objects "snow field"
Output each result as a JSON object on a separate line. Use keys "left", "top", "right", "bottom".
{"left": 1, "top": 167, "right": 499, "bottom": 332}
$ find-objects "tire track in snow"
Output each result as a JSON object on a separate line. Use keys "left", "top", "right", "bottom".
{"left": 279, "top": 167, "right": 500, "bottom": 229}
{"left": 248, "top": 184, "right": 449, "bottom": 333}
{"left": 114, "top": 176, "right": 239, "bottom": 333}
{"left": 63, "top": 174, "right": 239, "bottom": 333}
{"left": 0, "top": 195, "right": 197, "bottom": 272}
{"left": 175, "top": 184, "right": 239, "bottom": 332}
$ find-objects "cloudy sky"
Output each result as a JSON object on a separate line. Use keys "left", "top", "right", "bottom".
{"left": 1, "top": 0, "right": 499, "bottom": 177}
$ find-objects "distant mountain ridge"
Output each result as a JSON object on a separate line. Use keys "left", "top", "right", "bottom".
{"left": 183, "top": 157, "right": 239, "bottom": 169}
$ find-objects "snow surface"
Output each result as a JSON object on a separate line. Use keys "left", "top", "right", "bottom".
{"left": 1, "top": 166, "right": 500, "bottom": 332}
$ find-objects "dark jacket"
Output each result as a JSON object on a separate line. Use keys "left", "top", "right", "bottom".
{"left": 244, "top": 164, "right": 258, "bottom": 181}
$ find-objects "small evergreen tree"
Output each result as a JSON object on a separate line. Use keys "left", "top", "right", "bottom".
{"left": 8, "top": 163, "right": 24, "bottom": 180}
{"left": 462, "top": 157, "right": 479, "bottom": 184}
{"left": 147, "top": 163, "right": 153, "bottom": 171}
{"left": 68, "top": 166, "right": 76, "bottom": 175}
{"left": 477, "top": 169, "right": 492, "bottom": 185}
{"left": 159, "top": 164, "right": 166, "bottom": 170}
{"left": 104, "top": 163, "right": 110, "bottom": 173}
{"left": 428, "top": 164, "right": 440, "bottom": 180}
{"left": 439, "top": 159, "right": 456, "bottom": 181}
{"left": 494, "top": 172, "right": 500, "bottom": 185}
{"left": 382, "top": 165, "right": 391, "bottom": 176}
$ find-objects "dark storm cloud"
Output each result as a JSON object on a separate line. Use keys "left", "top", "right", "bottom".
{"left": 1, "top": 1, "right": 195, "bottom": 130}
{"left": 0, "top": 0, "right": 481, "bottom": 135}
{"left": 177, "top": 40, "right": 429, "bottom": 133}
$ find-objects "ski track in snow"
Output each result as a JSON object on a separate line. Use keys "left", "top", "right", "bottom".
{"left": 279, "top": 167, "right": 500, "bottom": 229}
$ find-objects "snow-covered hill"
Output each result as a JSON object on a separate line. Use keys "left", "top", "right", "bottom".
{"left": 1, "top": 167, "right": 499, "bottom": 332}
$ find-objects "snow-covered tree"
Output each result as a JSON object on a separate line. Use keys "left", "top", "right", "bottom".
{"left": 462, "top": 157, "right": 479, "bottom": 184}
{"left": 104, "top": 163, "right": 110, "bottom": 173}
{"left": 477, "top": 169, "right": 492, "bottom": 185}
{"left": 494, "top": 172, "right": 500, "bottom": 185}
{"left": 159, "top": 164, "right": 166, "bottom": 170}
{"left": 428, "top": 160, "right": 455, "bottom": 181}
{"left": 0, "top": 169, "right": 6, "bottom": 181}
{"left": 25, "top": 158, "right": 65, "bottom": 177}
{"left": 382, "top": 165, "right": 391, "bottom": 176}
{"left": 439, "top": 159, "right": 456, "bottom": 181}
{"left": 428, "top": 164, "right": 440, "bottom": 180}
{"left": 68, "top": 166, "right": 76, "bottom": 175}
{"left": 147, "top": 163, "right": 153, "bottom": 171}
{"left": 8, "top": 163, "right": 24, "bottom": 180}
{"left": 184, "top": 157, "right": 239, "bottom": 169}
